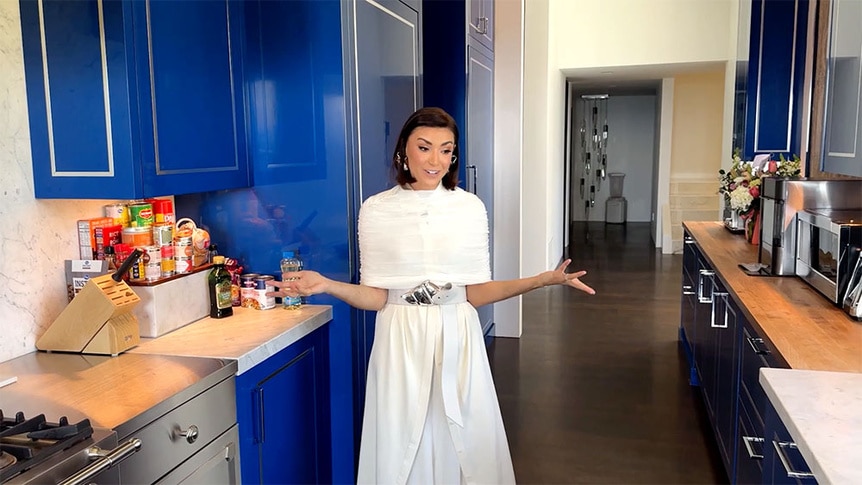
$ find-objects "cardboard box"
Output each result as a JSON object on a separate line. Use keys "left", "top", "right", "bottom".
{"left": 65, "top": 260, "right": 109, "bottom": 302}
{"left": 129, "top": 269, "right": 210, "bottom": 338}
{"left": 77, "top": 217, "right": 115, "bottom": 259}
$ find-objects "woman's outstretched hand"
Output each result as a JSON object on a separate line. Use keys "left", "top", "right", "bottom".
{"left": 543, "top": 259, "right": 596, "bottom": 295}
{"left": 266, "top": 270, "right": 329, "bottom": 298}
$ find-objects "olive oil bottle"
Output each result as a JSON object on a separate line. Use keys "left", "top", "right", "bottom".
{"left": 208, "top": 255, "right": 233, "bottom": 318}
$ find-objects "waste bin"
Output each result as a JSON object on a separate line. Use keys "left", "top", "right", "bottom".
{"left": 609, "top": 172, "right": 625, "bottom": 198}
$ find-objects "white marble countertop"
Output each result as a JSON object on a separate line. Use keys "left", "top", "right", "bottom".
{"left": 760, "top": 368, "right": 862, "bottom": 485}
{"left": 130, "top": 305, "right": 333, "bottom": 375}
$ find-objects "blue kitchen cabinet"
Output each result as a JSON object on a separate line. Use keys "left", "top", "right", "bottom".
{"left": 680, "top": 233, "right": 699, "bottom": 384}
{"left": 424, "top": 1, "right": 495, "bottom": 337}
{"left": 19, "top": 0, "right": 249, "bottom": 199}
{"left": 738, "top": 0, "right": 809, "bottom": 160}
{"left": 762, "top": 399, "right": 817, "bottom": 484}
{"left": 235, "top": 324, "right": 332, "bottom": 485}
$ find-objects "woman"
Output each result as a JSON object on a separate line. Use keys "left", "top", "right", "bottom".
{"left": 270, "top": 107, "right": 595, "bottom": 484}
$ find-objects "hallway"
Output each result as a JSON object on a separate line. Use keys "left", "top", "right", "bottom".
{"left": 489, "top": 222, "right": 726, "bottom": 484}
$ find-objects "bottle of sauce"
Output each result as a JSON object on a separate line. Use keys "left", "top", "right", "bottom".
{"left": 208, "top": 255, "right": 233, "bottom": 318}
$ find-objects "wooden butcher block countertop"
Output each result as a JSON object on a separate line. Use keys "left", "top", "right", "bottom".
{"left": 683, "top": 221, "right": 862, "bottom": 373}
{"left": 130, "top": 305, "right": 333, "bottom": 375}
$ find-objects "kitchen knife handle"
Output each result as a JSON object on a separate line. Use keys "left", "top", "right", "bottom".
{"left": 113, "top": 248, "right": 143, "bottom": 282}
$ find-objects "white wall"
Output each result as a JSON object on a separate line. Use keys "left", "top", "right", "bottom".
{"left": 570, "top": 95, "right": 656, "bottom": 222}
{"left": 0, "top": 1, "right": 117, "bottom": 362}
{"left": 492, "top": 0, "right": 524, "bottom": 338}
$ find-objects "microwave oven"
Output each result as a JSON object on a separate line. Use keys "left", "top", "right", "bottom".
{"left": 795, "top": 209, "right": 862, "bottom": 305}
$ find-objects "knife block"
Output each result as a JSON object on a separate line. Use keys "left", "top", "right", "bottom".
{"left": 37, "top": 273, "right": 141, "bottom": 356}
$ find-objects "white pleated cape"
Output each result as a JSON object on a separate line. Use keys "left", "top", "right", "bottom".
{"left": 357, "top": 184, "right": 515, "bottom": 484}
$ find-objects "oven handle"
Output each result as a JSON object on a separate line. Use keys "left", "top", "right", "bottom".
{"left": 57, "top": 438, "right": 142, "bottom": 485}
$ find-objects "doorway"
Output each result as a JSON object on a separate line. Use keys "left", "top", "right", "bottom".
{"left": 563, "top": 81, "right": 661, "bottom": 251}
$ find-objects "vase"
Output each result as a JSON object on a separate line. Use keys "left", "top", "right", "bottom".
{"left": 743, "top": 209, "right": 761, "bottom": 245}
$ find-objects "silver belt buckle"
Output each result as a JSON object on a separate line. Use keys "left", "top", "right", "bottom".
{"left": 401, "top": 280, "right": 453, "bottom": 305}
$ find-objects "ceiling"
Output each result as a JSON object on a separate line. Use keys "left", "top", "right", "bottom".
{"left": 564, "top": 61, "right": 726, "bottom": 95}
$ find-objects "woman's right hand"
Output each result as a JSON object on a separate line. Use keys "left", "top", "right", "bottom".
{"left": 267, "top": 270, "right": 330, "bottom": 298}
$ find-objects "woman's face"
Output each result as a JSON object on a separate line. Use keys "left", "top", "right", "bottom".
{"left": 404, "top": 126, "right": 455, "bottom": 190}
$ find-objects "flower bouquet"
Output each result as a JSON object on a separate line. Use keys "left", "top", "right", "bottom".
{"left": 718, "top": 152, "right": 801, "bottom": 242}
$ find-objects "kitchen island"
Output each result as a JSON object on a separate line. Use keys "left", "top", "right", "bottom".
{"left": 682, "top": 221, "right": 862, "bottom": 485}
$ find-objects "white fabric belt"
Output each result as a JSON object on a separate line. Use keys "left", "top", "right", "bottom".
{"left": 387, "top": 285, "right": 467, "bottom": 427}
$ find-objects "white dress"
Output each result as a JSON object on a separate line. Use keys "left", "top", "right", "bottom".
{"left": 356, "top": 184, "right": 516, "bottom": 485}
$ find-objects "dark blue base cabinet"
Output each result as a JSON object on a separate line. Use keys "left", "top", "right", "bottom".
{"left": 679, "top": 230, "right": 794, "bottom": 484}
{"left": 236, "top": 324, "right": 332, "bottom": 485}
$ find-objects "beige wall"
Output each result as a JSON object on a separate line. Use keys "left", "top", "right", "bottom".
{"left": 670, "top": 71, "right": 727, "bottom": 179}
{"left": 553, "top": 0, "right": 732, "bottom": 69}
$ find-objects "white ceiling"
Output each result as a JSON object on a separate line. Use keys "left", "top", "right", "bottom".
{"left": 564, "top": 61, "right": 726, "bottom": 95}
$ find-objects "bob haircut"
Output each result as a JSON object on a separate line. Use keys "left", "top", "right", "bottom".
{"left": 392, "top": 107, "right": 460, "bottom": 190}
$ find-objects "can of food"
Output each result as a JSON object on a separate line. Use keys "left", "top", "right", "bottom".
{"left": 122, "top": 226, "right": 153, "bottom": 247}
{"left": 141, "top": 245, "right": 161, "bottom": 265}
{"left": 175, "top": 257, "right": 193, "bottom": 274}
{"left": 240, "top": 274, "right": 260, "bottom": 308}
{"left": 104, "top": 203, "right": 130, "bottom": 227}
{"left": 174, "top": 236, "right": 193, "bottom": 259}
{"left": 153, "top": 223, "right": 174, "bottom": 247}
{"left": 252, "top": 275, "right": 275, "bottom": 310}
{"left": 128, "top": 202, "right": 154, "bottom": 228}
{"left": 160, "top": 244, "right": 175, "bottom": 277}
{"left": 152, "top": 199, "right": 175, "bottom": 225}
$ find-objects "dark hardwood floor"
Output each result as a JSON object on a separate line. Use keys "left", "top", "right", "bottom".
{"left": 488, "top": 222, "right": 726, "bottom": 484}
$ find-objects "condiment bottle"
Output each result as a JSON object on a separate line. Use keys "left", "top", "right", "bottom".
{"left": 208, "top": 255, "right": 233, "bottom": 318}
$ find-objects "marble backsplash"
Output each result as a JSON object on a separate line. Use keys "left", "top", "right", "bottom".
{"left": 0, "top": 1, "right": 119, "bottom": 362}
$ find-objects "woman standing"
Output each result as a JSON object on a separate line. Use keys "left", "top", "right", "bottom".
{"left": 269, "top": 107, "right": 595, "bottom": 484}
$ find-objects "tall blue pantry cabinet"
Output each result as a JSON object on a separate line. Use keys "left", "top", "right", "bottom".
{"left": 174, "top": 0, "right": 422, "bottom": 482}
{"left": 423, "top": 0, "right": 496, "bottom": 337}
{"left": 19, "top": 0, "right": 250, "bottom": 199}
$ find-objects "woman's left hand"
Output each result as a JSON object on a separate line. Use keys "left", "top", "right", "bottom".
{"left": 543, "top": 259, "right": 596, "bottom": 295}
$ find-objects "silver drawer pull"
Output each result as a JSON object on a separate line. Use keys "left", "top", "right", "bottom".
{"left": 58, "top": 438, "right": 142, "bottom": 485}
{"left": 682, "top": 285, "right": 696, "bottom": 295}
{"left": 177, "top": 424, "right": 199, "bottom": 444}
{"left": 773, "top": 440, "right": 815, "bottom": 479}
{"left": 741, "top": 435, "right": 764, "bottom": 459}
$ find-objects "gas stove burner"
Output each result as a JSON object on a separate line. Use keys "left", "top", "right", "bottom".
{"left": 0, "top": 409, "right": 94, "bottom": 482}
{"left": 0, "top": 450, "right": 15, "bottom": 470}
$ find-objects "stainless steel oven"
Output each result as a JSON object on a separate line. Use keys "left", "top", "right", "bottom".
{"left": 795, "top": 209, "right": 862, "bottom": 305}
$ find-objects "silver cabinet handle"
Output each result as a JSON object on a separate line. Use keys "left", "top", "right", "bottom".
{"left": 742, "top": 435, "right": 764, "bottom": 459}
{"left": 773, "top": 440, "right": 815, "bottom": 479}
{"left": 684, "top": 236, "right": 695, "bottom": 244}
{"left": 697, "top": 270, "right": 714, "bottom": 304}
{"left": 682, "top": 285, "right": 696, "bottom": 295}
{"left": 711, "top": 291, "right": 729, "bottom": 328}
{"left": 746, "top": 336, "right": 771, "bottom": 355}
{"left": 466, "top": 165, "right": 477, "bottom": 195}
{"left": 58, "top": 438, "right": 142, "bottom": 485}
{"left": 177, "top": 424, "right": 199, "bottom": 444}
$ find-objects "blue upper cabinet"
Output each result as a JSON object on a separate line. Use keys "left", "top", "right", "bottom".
{"left": 740, "top": 0, "right": 809, "bottom": 160}
{"left": 19, "top": 0, "right": 249, "bottom": 199}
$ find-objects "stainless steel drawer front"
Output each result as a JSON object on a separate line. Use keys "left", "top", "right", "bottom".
{"left": 117, "top": 377, "right": 237, "bottom": 484}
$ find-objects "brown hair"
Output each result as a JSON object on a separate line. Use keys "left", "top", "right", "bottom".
{"left": 392, "top": 107, "right": 460, "bottom": 190}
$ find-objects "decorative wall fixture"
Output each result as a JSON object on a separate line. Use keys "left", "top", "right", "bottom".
{"left": 576, "top": 94, "right": 609, "bottom": 218}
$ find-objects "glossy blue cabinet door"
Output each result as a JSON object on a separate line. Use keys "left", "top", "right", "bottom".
{"left": 19, "top": 0, "right": 249, "bottom": 199}
{"left": 236, "top": 324, "right": 332, "bottom": 485}
{"left": 19, "top": 0, "right": 140, "bottom": 199}
{"left": 742, "top": 0, "right": 809, "bottom": 160}
{"left": 131, "top": 0, "right": 250, "bottom": 196}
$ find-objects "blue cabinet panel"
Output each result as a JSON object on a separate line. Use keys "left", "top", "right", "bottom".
{"left": 19, "top": 0, "right": 249, "bottom": 199}
{"left": 743, "top": 0, "right": 809, "bottom": 159}
{"left": 236, "top": 324, "right": 332, "bottom": 485}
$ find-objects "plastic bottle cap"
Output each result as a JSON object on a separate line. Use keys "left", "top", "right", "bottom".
{"left": 212, "top": 255, "right": 226, "bottom": 265}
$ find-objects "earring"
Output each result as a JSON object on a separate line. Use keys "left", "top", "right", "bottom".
{"left": 403, "top": 162, "right": 408, "bottom": 171}
{"left": 451, "top": 155, "right": 457, "bottom": 165}
{"left": 397, "top": 153, "right": 409, "bottom": 171}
